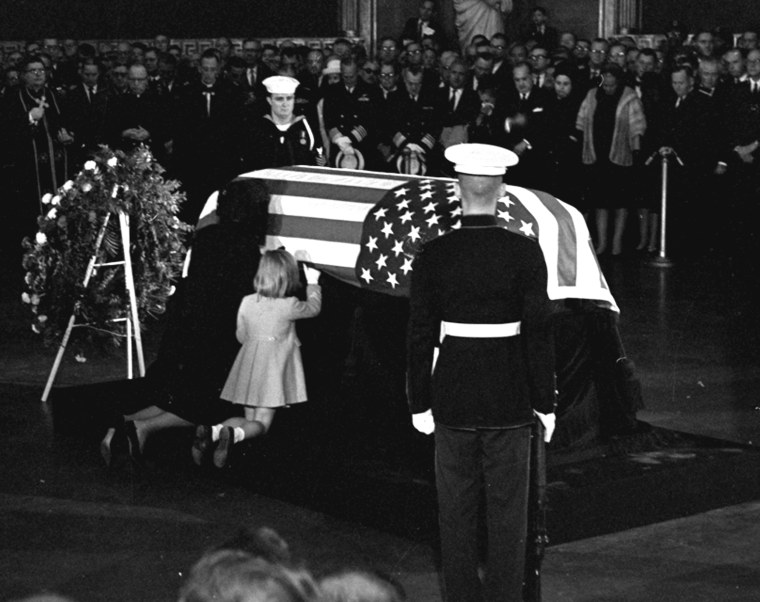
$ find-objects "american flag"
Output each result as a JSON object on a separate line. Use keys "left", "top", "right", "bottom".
{"left": 198, "top": 166, "right": 618, "bottom": 312}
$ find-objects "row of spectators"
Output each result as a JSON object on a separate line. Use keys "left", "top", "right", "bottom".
{"left": 2, "top": 16, "right": 760, "bottom": 258}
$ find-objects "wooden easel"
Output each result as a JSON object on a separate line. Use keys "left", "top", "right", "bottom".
{"left": 41, "top": 207, "right": 145, "bottom": 402}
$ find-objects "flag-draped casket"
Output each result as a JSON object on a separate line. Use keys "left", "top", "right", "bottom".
{"left": 198, "top": 166, "right": 639, "bottom": 446}
{"left": 200, "top": 165, "right": 618, "bottom": 313}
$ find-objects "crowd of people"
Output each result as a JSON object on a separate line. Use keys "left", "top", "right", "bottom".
{"left": 3, "top": 8, "right": 760, "bottom": 261}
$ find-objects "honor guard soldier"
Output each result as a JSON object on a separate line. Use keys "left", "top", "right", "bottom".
{"left": 407, "top": 143, "right": 557, "bottom": 602}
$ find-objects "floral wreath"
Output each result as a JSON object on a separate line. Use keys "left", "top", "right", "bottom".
{"left": 21, "top": 145, "right": 192, "bottom": 346}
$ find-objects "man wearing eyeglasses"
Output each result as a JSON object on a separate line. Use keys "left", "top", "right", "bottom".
{"left": 378, "top": 37, "right": 400, "bottom": 66}
{"left": 529, "top": 46, "right": 551, "bottom": 89}
{"left": 1, "top": 55, "right": 74, "bottom": 250}
{"left": 584, "top": 38, "right": 609, "bottom": 92}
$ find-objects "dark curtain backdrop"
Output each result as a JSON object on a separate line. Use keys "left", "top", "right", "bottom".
{"left": 0, "top": 0, "right": 339, "bottom": 40}
{"left": 642, "top": 0, "right": 758, "bottom": 33}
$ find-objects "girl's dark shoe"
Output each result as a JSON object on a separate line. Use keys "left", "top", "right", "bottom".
{"left": 213, "top": 427, "right": 234, "bottom": 468}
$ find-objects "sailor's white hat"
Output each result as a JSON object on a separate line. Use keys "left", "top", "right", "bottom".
{"left": 262, "top": 75, "right": 299, "bottom": 95}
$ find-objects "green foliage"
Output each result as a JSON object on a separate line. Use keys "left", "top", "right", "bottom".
{"left": 21, "top": 145, "right": 192, "bottom": 346}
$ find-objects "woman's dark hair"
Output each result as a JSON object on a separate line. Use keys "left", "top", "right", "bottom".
{"left": 600, "top": 63, "right": 624, "bottom": 81}
{"left": 216, "top": 178, "right": 269, "bottom": 243}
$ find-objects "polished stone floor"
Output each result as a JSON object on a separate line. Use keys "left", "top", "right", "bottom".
{"left": 1, "top": 244, "right": 760, "bottom": 601}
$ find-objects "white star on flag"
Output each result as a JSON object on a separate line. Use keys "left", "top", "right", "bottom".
{"left": 365, "top": 236, "right": 378, "bottom": 252}
{"left": 400, "top": 210, "right": 414, "bottom": 224}
{"left": 422, "top": 201, "right": 437, "bottom": 214}
{"left": 498, "top": 209, "right": 513, "bottom": 222}
{"left": 386, "top": 272, "right": 399, "bottom": 288}
{"left": 400, "top": 258, "right": 413, "bottom": 274}
{"left": 519, "top": 220, "right": 535, "bottom": 237}
{"left": 381, "top": 221, "right": 394, "bottom": 238}
{"left": 499, "top": 197, "right": 515, "bottom": 207}
{"left": 394, "top": 187, "right": 409, "bottom": 197}
{"left": 408, "top": 225, "right": 421, "bottom": 241}
{"left": 373, "top": 207, "right": 387, "bottom": 220}
{"left": 398, "top": 198, "right": 411, "bottom": 210}
{"left": 426, "top": 214, "right": 440, "bottom": 227}
{"left": 391, "top": 239, "right": 405, "bottom": 256}
{"left": 375, "top": 254, "right": 388, "bottom": 269}
{"left": 360, "top": 268, "right": 373, "bottom": 283}
{"left": 419, "top": 190, "right": 434, "bottom": 200}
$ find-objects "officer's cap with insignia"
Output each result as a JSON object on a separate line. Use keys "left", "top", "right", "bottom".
{"left": 445, "top": 143, "right": 519, "bottom": 176}
{"left": 263, "top": 75, "right": 299, "bottom": 95}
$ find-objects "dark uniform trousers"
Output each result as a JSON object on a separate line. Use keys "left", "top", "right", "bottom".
{"left": 436, "top": 424, "right": 531, "bottom": 602}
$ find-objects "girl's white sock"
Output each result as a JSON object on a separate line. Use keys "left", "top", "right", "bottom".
{"left": 233, "top": 427, "right": 246, "bottom": 444}
{"left": 211, "top": 424, "right": 222, "bottom": 441}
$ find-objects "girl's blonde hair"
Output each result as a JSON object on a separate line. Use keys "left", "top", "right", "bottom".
{"left": 254, "top": 249, "right": 300, "bottom": 298}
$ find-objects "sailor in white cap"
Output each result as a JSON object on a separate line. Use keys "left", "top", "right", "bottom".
{"left": 407, "top": 143, "right": 556, "bottom": 601}
{"left": 243, "top": 75, "right": 323, "bottom": 169}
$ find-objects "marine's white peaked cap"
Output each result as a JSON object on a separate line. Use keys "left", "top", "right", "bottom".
{"left": 445, "top": 143, "right": 519, "bottom": 176}
{"left": 263, "top": 75, "right": 299, "bottom": 95}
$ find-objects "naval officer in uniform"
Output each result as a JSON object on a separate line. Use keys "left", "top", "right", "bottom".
{"left": 407, "top": 143, "right": 557, "bottom": 601}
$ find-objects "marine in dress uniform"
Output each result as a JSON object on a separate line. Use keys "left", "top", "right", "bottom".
{"left": 407, "top": 143, "right": 557, "bottom": 602}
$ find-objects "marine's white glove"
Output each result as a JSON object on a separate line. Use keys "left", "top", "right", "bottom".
{"left": 533, "top": 410, "right": 556, "bottom": 443}
{"left": 303, "top": 266, "right": 321, "bottom": 285}
{"left": 412, "top": 410, "right": 435, "bottom": 435}
{"left": 405, "top": 143, "right": 425, "bottom": 154}
{"left": 334, "top": 135, "right": 354, "bottom": 154}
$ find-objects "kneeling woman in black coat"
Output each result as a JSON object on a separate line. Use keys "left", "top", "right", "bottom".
{"left": 100, "top": 178, "right": 268, "bottom": 465}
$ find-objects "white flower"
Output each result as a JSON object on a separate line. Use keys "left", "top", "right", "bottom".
{"left": 51, "top": 195, "right": 61, "bottom": 206}
{"left": 81, "top": 182, "right": 92, "bottom": 193}
{"left": 31, "top": 324, "right": 41, "bottom": 334}
{"left": 35, "top": 232, "right": 47, "bottom": 245}
{"left": 75, "top": 353, "right": 87, "bottom": 363}
{"left": 38, "top": 315, "right": 48, "bottom": 324}
{"left": 21, "top": 292, "right": 31, "bottom": 304}
{"left": 30, "top": 294, "right": 40, "bottom": 306}
{"left": 84, "top": 160, "right": 97, "bottom": 171}
{"left": 41, "top": 193, "right": 52, "bottom": 205}
{"left": 47, "top": 208, "right": 57, "bottom": 220}
{"left": 62, "top": 180, "right": 74, "bottom": 191}
{"left": 107, "top": 157, "right": 118, "bottom": 167}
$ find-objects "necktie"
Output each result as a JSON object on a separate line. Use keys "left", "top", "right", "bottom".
{"left": 87, "top": 86, "right": 94, "bottom": 103}
{"left": 450, "top": 89, "right": 457, "bottom": 111}
{"left": 203, "top": 88, "right": 214, "bottom": 117}
{"left": 247, "top": 68, "right": 255, "bottom": 86}
{"left": 675, "top": 97, "right": 681, "bottom": 108}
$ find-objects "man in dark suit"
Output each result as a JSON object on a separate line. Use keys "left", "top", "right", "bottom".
{"left": 658, "top": 65, "right": 723, "bottom": 253}
{"left": 65, "top": 57, "right": 107, "bottom": 167}
{"left": 105, "top": 63, "right": 167, "bottom": 159}
{"left": 525, "top": 7, "right": 558, "bottom": 50}
{"left": 407, "top": 142, "right": 556, "bottom": 602}
{"left": 436, "top": 58, "right": 479, "bottom": 162}
{"left": 400, "top": 0, "right": 446, "bottom": 49}
{"left": 501, "top": 62, "right": 552, "bottom": 188}
{"left": 171, "top": 49, "right": 246, "bottom": 221}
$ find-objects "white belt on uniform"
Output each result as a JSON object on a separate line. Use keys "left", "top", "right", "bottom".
{"left": 440, "top": 320, "right": 521, "bottom": 339}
